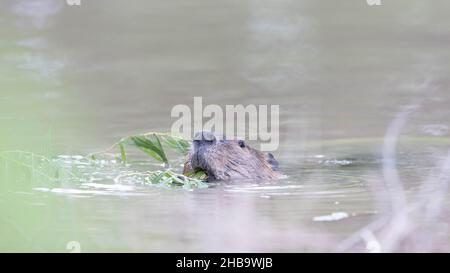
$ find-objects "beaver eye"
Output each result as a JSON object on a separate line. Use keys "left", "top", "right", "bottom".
{"left": 238, "top": 140, "right": 245, "bottom": 148}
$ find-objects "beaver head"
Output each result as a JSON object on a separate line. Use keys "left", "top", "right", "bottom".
{"left": 183, "top": 131, "right": 282, "bottom": 181}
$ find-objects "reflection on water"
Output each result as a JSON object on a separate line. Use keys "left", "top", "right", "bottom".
{"left": 1, "top": 0, "right": 450, "bottom": 252}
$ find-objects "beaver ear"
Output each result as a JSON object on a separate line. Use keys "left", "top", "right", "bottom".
{"left": 266, "top": 153, "right": 280, "bottom": 171}
{"left": 238, "top": 140, "right": 246, "bottom": 148}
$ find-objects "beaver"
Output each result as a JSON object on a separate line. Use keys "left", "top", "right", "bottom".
{"left": 183, "top": 131, "right": 283, "bottom": 181}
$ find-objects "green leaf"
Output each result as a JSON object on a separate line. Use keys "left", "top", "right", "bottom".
{"left": 118, "top": 143, "right": 127, "bottom": 163}
{"left": 144, "top": 169, "right": 208, "bottom": 189}
{"left": 185, "top": 170, "right": 208, "bottom": 181}
{"left": 89, "top": 132, "right": 192, "bottom": 167}
{"left": 160, "top": 135, "right": 191, "bottom": 155}
{"left": 150, "top": 170, "right": 167, "bottom": 184}
{"left": 153, "top": 134, "right": 168, "bottom": 163}
{"left": 126, "top": 135, "right": 168, "bottom": 164}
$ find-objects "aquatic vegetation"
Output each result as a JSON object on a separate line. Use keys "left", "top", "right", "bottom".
{"left": 88, "top": 132, "right": 208, "bottom": 188}
{"left": 0, "top": 133, "right": 208, "bottom": 189}
{"left": 138, "top": 169, "right": 207, "bottom": 189}
{"left": 89, "top": 132, "right": 190, "bottom": 165}
{"left": 0, "top": 150, "right": 78, "bottom": 186}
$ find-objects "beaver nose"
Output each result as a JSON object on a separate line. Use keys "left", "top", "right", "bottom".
{"left": 193, "top": 131, "right": 216, "bottom": 142}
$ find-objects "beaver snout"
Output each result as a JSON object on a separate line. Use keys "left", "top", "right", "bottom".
{"left": 191, "top": 131, "right": 218, "bottom": 174}
{"left": 184, "top": 131, "right": 283, "bottom": 181}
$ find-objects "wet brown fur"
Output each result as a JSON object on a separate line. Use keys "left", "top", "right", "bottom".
{"left": 183, "top": 137, "right": 282, "bottom": 181}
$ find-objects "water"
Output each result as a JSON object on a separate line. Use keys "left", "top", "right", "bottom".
{"left": 1, "top": 0, "right": 450, "bottom": 252}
